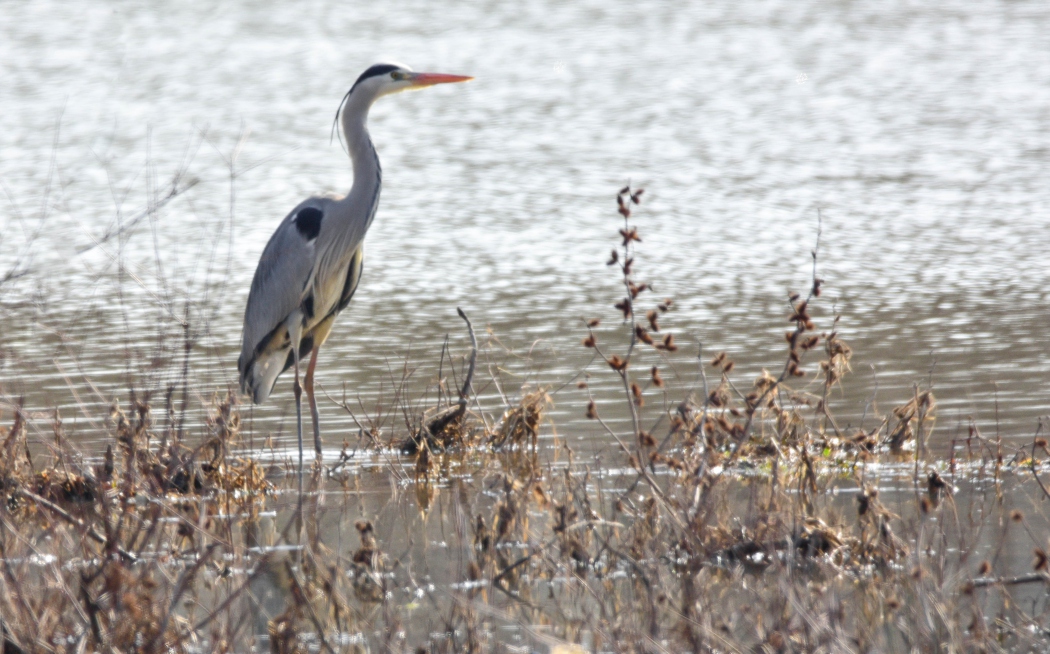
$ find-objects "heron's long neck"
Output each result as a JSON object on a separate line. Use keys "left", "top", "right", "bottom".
{"left": 341, "top": 99, "right": 382, "bottom": 203}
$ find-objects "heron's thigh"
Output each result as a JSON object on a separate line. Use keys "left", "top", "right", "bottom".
{"left": 306, "top": 315, "right": 337, "bottom": 350}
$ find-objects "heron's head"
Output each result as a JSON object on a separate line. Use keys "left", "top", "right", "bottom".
{"left": 346, "top": 63, "right": 472, "bottom": 105}
{"left": 334, "top": 63, "right": 471, "bottom": 144}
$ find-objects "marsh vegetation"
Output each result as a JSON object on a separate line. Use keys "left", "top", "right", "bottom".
{"left": 1, "top": 187, "right": 1049, "bottom": 653}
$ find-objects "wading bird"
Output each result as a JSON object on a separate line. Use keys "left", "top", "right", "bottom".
{"left": 238, "top": 63, "right": 472, "bottom": 465}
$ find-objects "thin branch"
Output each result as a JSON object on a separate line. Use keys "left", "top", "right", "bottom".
{"left": 456, "top": 307, "right": 478, "bottom": 405}
{"left": 969, "top": 573, "right": 1050, "bottom": 589}
{"left": 1031, "top": 423, "right": 1050, "bottom": 502}
{"left": 16, "top": 490, "right": 137, "bottom": 562}
{"left": 77, "top": 175, "right": 199, "bottom": 254}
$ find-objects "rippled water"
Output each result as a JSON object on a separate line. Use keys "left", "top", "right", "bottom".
{"left": 2, "top": 0, "right": 1050, "bottom": 450}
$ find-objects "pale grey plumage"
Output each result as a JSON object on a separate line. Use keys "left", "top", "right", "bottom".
{"left": 237, "top": 62, "right": 471, "bottom": 461}
{"left": 238, "top": 195, "right": 346, "bottom": 402}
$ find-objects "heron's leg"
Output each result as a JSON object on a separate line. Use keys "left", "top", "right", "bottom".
{"left": 304, "top": 342, "right": 323, "bottom": 458}
{"left": 288, "top": 322, "right": 305, "bottom": 490}
{"left": 292, "top": 350, "right": 304, "bottom": 471}
{"left": 287, "top": 321, "right": 306, "bottom": 554}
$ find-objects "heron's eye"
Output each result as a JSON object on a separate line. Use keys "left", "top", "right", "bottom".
{"left": 391, "top": 71, "right": 405, "bottom": 81}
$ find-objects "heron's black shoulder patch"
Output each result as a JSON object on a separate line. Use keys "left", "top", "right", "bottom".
{"left": 294, "top": 207, "right": 323, "bottom": 241}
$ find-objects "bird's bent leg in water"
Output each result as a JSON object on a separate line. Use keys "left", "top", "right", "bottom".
{"left": 304, "top": 343, "right": 323, "bottom": 458}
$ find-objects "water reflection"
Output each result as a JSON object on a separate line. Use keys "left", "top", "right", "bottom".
{"left": 1, "top": 0, "right": 1049, "bottom": 451}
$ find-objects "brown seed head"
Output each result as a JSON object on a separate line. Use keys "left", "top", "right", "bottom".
{"left": 651, "top": 366, "right": 664, "bottom": 388}
{"left": 1034, "top": 548, "right": 1048, "bottom": 571}
{"left": 646, "top": 309, "right": 660, "bottom": 331}
{"left": 978, "top": 560, "right": 992, "bottom": 576}
{"left": 586, "top": 401, "right": 598, "bottom": 420}
{"left": 635, "top": 324, "right": 654, "bottom": 345}
{"left": 661, "top": 333, "right": 678, "bottom": 352}
{"left": 355, "top": 520, "right": 376, "bottom": 549}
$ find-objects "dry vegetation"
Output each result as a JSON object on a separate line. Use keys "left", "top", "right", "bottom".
{"left": 1, "top": 187, "right": 1050, "bottom": 653}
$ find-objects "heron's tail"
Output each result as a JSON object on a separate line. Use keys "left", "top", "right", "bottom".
{"left": 239, "top": 336, "right": 313, "bottom": 405}
{"left": 238, "top": 347, "right": 287, "bottom": 405}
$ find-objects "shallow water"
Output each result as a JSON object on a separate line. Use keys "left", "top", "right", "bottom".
{"left": 2, "top": 0, "right": 1050, "bottom": 451}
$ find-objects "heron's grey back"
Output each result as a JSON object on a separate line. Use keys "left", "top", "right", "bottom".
{"left": 239, "top": 198, "right": 328, "bottom": 370}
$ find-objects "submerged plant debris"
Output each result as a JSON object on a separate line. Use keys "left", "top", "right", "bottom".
{"left": 1, "top": 188, "right": 1049, "bottom": 653}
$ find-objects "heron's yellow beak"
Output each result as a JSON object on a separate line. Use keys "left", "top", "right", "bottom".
{"left": 408, "top": 72, "right": 474, "bottom": 87}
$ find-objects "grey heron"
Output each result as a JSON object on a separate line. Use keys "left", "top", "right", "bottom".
{"left": 237, "top": 63, "right": 472, "bottom": 465}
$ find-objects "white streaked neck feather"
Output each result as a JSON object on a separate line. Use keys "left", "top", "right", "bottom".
{"left": 340, "top": 90, "right": 382, "bottom": 201}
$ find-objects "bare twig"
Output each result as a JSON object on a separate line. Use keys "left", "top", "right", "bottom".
{"left": 456, "top": 307, "right": 478, "bottom": 405}
{"left": 77, "top": 175, "right": 199, "bottom": 254}
{"left": 969, "top": 573, "right": 1050, "bottom": 589}
{"left": 16, "top": 490, "right": 137, "bottom": 563}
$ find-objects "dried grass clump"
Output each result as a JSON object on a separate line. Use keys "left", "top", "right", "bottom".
{"left": 1, "top": 186, "right": 1049, "bottom": 653}
{"left": 398, "top": 308, "right": 483, "bottom": 455}
{"left": 0, "top": 391, "right": 294, "bottom": 652}
{"left": 887, "top": 388, "right": 937, "bottom": 452}
{"left": 489, "top": 387, "right": 550, "bottom": 451}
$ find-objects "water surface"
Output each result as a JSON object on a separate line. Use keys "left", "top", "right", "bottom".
{"left": 1, "top": 0, "right": 1049, "bottom": 450}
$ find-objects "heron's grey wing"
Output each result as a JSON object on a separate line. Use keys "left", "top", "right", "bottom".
{"left": 238, "top": 199, "right": 330, "bottom": 402}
